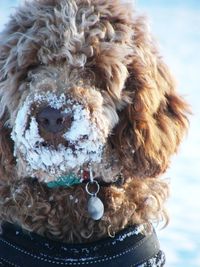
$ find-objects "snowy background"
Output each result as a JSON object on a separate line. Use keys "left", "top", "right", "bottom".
{"left": 0, "top": 0, "right": 200, "bottom": 266}
{"left": 137, "top": 1, "right": 200, "bottom": 266}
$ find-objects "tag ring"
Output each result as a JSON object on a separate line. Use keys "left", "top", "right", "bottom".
{"left": 85, "top": 180, "right": 100, "bottom": 196}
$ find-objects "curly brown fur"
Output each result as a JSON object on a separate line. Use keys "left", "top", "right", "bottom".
{"left": 0, "top": 0, "right": 189, "bottom": 243}
{"left": 0, "top": 177, "right": 169, "bottom": 243}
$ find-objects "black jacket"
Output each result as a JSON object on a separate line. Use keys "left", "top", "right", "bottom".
{"left": 0, "top": 222, "right": 165, "bottom": 267}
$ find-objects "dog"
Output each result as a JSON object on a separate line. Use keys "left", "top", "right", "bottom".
{"left": 0, "top": 0, "right": 189, "bottom": 266}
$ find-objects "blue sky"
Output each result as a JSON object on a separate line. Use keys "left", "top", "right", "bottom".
{"left": 1, "top": 1, "right": 200, "bottom": 266}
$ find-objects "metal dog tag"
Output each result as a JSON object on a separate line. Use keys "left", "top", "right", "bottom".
{"left": 87, "top": 196, "right": 104, "bottom": 220}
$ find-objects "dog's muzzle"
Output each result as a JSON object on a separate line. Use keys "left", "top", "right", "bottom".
{"left": 11, "top": 92, "right": 111, "bottom": 184}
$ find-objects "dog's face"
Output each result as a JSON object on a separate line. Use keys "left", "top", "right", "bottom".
{"left": 0, "top": 0, "right": 190, "bottom": 242}
{"left": 11, "top": 66, "right": 120, "bottom": 183}
{"left": 0, "top": 0, "right": 189, "bottom": 187}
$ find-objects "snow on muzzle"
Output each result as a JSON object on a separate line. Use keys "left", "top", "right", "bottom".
{"left": 11, "top": 91, "right": 111, "bottom": 183}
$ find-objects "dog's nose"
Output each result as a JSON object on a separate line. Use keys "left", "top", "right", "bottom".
{"left": 37, "top": 106, "right": 71, "bottom": 133}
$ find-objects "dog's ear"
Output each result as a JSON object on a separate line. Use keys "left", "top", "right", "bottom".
{"left": 111, "top": 16, "right": 190, "bottom": 178}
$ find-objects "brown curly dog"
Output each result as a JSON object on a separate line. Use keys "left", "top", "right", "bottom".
{"left": 0, "top": 0, "right": 189, "bottom": 266}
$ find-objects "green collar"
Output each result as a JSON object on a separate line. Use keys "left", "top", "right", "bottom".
{"left": 47, "top": 173, "right": 82, "bottom": 188}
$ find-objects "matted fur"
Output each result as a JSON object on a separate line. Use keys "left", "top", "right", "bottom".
{"left": 0, "top": 0, "right": 189, "bottom": 243}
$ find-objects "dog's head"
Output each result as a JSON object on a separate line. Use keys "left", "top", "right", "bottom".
{"left": 0, "top": 0, "right": 189, "bottom": 186}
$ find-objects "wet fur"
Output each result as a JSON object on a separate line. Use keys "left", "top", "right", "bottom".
{"left": 0, "top": 0, "right": 189, "bottom": 243}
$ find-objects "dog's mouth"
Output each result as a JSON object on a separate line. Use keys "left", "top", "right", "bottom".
{"left": 11, "top": 92, "right": 110, "bottom": 184}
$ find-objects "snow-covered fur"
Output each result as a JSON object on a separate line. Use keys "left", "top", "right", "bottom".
{"left": 0, "top": 0, "right": 189, "bottom": 249}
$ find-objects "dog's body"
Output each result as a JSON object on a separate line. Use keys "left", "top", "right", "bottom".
{"left": 0, "top": 0, "right": 189, "bottom": 266}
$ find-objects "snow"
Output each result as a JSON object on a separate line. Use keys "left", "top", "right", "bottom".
{"left": 138, "top": 252, "right": 165, "bottom": 267}
{"left": 34, "top": 92, "right": 67, "bottom": 110}
{"left": 114, "top": 225, "right": 144, "bottom": 243}
{"left": 1, "top": 0, "right": 200, "bottom": 266}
